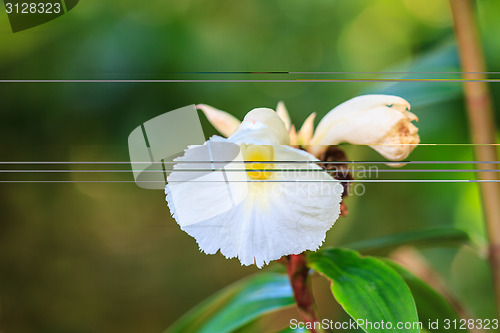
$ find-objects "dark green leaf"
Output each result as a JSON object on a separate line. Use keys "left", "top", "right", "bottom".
{"left": 382, "top": 259, "right": 465, "bottom": 332}
{"left": 340, "top": 227, "right": 469, "bottom": 256}
{"left": 308, "top": 248, "right": 420, "bottom": 333}
{"left": 364, "top": 42, "right": 462, "bottom": 107}
{"left": 165, "top": 272, "right": 295, "bottom": 333}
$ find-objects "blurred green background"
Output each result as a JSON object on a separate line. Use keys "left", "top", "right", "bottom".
{"left": 1, "top": 0, "right": 500, "bottom": 332}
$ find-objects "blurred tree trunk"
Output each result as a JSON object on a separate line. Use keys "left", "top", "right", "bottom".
{"left": 449, "top": 0, "right": 500, "bottom": 318}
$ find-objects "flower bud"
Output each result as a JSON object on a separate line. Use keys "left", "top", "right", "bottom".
{"left": 309, "top": 95, "right": 419, "bottom": 160}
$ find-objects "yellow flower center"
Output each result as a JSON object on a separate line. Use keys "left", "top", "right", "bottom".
{"left": 242, "top": 145, "right": 275, "bottom": 180}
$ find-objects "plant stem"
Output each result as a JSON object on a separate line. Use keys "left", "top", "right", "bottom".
{"left": 449, "top": 0, "right": 500, "bottom": 318}
{"left": 285, "top": 254, "right": 322, "bottom": 333}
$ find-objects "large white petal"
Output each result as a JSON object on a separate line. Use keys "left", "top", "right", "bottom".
{"left": 167, "top": 144, "right": 343, "bottom": 268}
{"left": 165, "top": 137, "right": 248, "bottom": 227}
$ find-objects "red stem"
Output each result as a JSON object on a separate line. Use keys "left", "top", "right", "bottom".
{"left": 285, "top": 254, "right": 321, "bottom": 333}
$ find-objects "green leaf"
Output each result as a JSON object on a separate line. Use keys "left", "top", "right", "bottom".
{"left": 382, "top": 259, "right": 466, "bottom": 332}
{"left": 165, "top": 272, "right": 295, "bottom": 333}
{"left": 364, "top": 42, "right": 462, "bottom": 107}
{"left": 340, "top": 227, "right": 469, "bottom": 256}
{"left": 308, "top": 248, "right": 420, "bottom": 333}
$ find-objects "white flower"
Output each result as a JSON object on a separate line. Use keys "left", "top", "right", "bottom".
{"left": 309, "top": 95, "right": 420, "bottom": 160}
{"left": 166, "top": 108, "right": 343, "bottom": 268}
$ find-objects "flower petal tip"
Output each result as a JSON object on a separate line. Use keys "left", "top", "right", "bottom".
{"left": 276, "top": 101, "right": 291, "bottom": 131}
{"left": 298, "top": 112, "right": 316, "bottom": 146}
{"left": 197, "top": 104, "right": 241, "bottom": 137}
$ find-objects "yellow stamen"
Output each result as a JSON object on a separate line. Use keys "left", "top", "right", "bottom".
{"left": 242, "top": 145, "right": 274, "bottom": 180}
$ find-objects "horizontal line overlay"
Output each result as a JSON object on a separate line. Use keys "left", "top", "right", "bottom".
{"left": 89, "top": 71, "right": 500, "bottom": 74}
{"left": 1, "top": 79, "right": 500, "bottom": 83}
{"left": 0, "top": 169, "right": 499, "bottom": 173}
{"left": 1, "top": 180, "right": 499, "bottom": 183}
{"left": 1, "top": 161, "right": 499, "bottom": 164}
